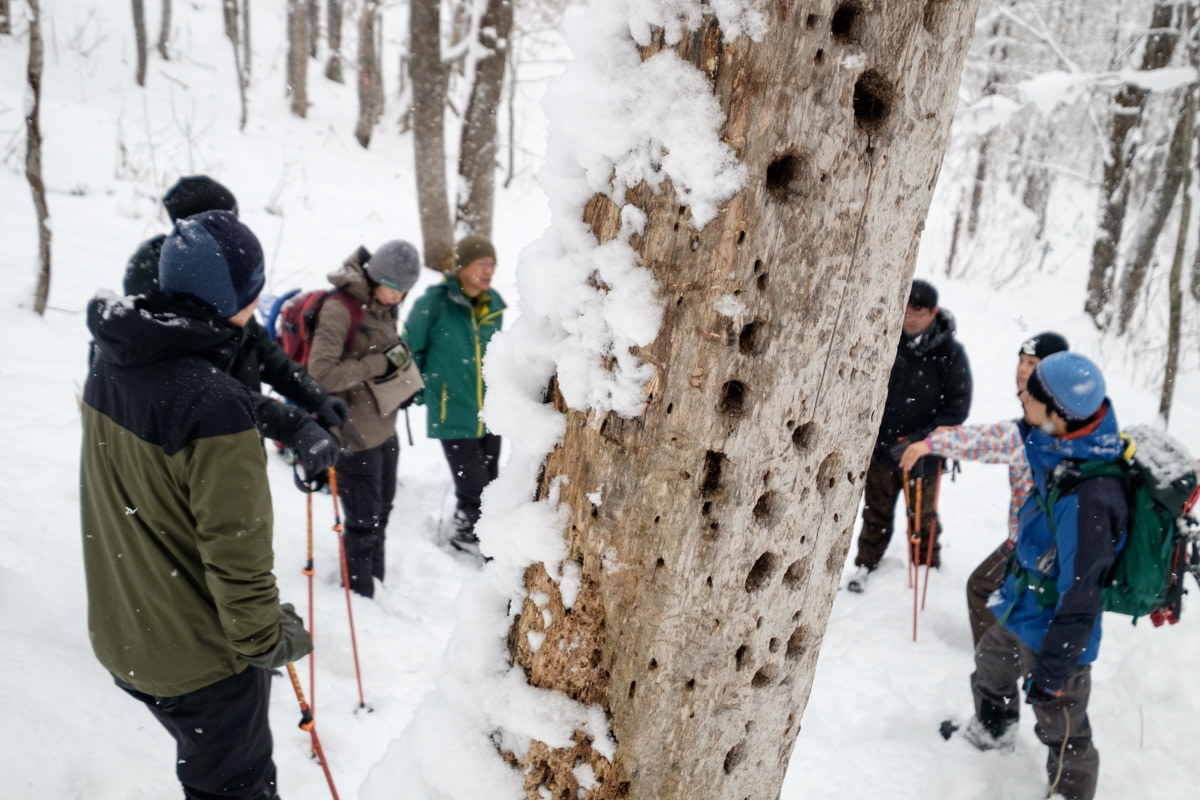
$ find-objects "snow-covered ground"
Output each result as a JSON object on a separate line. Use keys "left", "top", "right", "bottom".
{"left": 1, "top": 2, "right": 1197, "bottom": 799}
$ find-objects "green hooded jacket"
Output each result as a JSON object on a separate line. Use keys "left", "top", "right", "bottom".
{"left": 403, "top": 277, "right": 505, "bottom": 439}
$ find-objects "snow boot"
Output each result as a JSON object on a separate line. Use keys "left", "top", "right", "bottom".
{"left": 942, "top": 700, "right": 1018, "bottom": 752}
{"left": 847, "top": 565, "right": 871, "bottom": 593}
{"left": 449, "top": 510, "right": 483, "bottom": 557}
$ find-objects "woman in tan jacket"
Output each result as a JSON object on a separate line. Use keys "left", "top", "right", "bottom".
{"left": 307, "top": 241, "right": 422, "bottom": 598}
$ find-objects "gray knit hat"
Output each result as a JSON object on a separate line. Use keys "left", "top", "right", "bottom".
{"left": 365, "top": 240, "right": 421, "bottom": 291}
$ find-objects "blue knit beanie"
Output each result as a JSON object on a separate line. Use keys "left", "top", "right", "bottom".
{"left": 1027, "top": 352, "right": 1107, "bottom": 421}
{"left": 158, "top": 210, "right": 265, "bottom": 317}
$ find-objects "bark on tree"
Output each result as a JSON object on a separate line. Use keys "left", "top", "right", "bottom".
{"left": 507, "top": 3, "right": 980, "bottom": 799}
{"left": 456, "top": 0, "right": 514, "bottom": 236}
{"left": 156, "top": 0, "right": 171, "bottom": 59}
{"left": 410, "top": 0, "right": 454, "bottom": 269}
{"left": 132, "top": 0, "right": 148, "bottom": 86}
{"left": 325, "top": 0, "right": 343, "bottom": 82}
{"left": 354, "top": 0, "right": 384, "bottom": 148}
{"left": 287, "top": 0, "right": 309, "bottom": 117}
{"left": 1116, "top": 97, "right": 1190, "bottom": 335}
{"left": 27, "top": 0, "right": 51, "bottom": 316}
{"left": 1085, "top": 2, "right": 1179, "bottom": 328}
{"left": 0, "top": 1, "right": 10, "bottom": 36}
{"left": 223, "top": 0, "right": 237, "bottom": 44}
{"left": 242, "top": 0, "right": 252, "bottom": 79}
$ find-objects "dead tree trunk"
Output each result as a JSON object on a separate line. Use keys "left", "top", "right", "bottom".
{"left": 226, "top": 0, "right": 248, "bottom": 131}
{"left": 242, "top": 0, "right": 252, "bottom": 79}
{"left": 287, "top": 0, "right": 308, "bottom": 117}
{"left": 1085, "top": 2, "right": 1178, "bottom": 328}
{"left": 27, "top": 0, "right": 51, "bottom": 315}
{"left": 0, "top": 1, "right": 10, "bottom": 36}
{"left": 308, "top": 0, "right": 319, "bottom": 58}
{"left": 508, "top": 3, "right": 980, "bottom": 799}
{"left": 325, "top": 0, "right": 343, "bottom": 82}
{"left": 132, "top": 0, "right": 148, "bottom": 86}
{"left": 354, "top": 0, "right": 384, "bottom": 148}
{"left": 156, "top": 0, "right": 171, "bottom": 58}
{"left": 410, "top": 0, "right": 454, "bottom": 269}
{"left": 1116, "top": 98, "right": 1190, "bottom": 335}
{"left": 456, "top": 0, "right": 513, "bottom": 236}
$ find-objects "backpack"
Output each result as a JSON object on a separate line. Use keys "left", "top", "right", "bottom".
{"left": 1046, "top": 425, "right": 1200, "bottom": 624}
{"left": 277, "top": 289, "right": 363, "bottom": 367}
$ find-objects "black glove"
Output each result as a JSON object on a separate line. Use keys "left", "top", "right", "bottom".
{"left": 315, "top": 395, "right": 350, "bottom": 430}
{"left": 239, "top": 603, "right": 314, "bottom": 670}
{"left": 1024, "top": 676, "right": 1064, "bottom": 707}
{"left": 292, "top": 418, "right": 338, "bottom": 479}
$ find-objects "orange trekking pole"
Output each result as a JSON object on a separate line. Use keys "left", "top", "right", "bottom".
{"left": 327, "top": 467, "right": 367, "bottom": 711}
{"left": 912, "top": 476, "right": 923, "bottom": 641}
{"left": 902, "top": 471, "right": 916, "bottom": 591}
{"left": 286, "top": 663, "right": 340, "bottom": 800}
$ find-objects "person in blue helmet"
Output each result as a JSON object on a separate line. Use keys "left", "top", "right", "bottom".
{"left": 949, "top": 352, "right": 1127, "bottom": 800}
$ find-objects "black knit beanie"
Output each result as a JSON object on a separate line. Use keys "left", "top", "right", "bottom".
{"left": 162, "top": 176, "right": 238, "bottom": 222}
{"left": 1019, "top": 331, "right": 1069, "bottom": 361}
{"left": 908, "top": 279, "right": 938, "bottom": 310}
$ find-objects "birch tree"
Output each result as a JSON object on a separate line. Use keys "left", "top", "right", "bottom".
{"left": 27, "top": 0, "right": 51, "bottom": 315}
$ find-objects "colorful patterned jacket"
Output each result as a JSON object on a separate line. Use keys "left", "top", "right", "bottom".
{"left": 926, "top": 419, "right": 1032, "bottom": 544}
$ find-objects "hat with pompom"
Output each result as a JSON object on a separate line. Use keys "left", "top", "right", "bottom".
{"left": 158, "top": 210, "right": 265, "bottom": 318}
{"left": 1026, "top": 351, "right": 1106, "bottom": 422}
{"left": 162, "top": 175, "right": 238, "bottom": 222}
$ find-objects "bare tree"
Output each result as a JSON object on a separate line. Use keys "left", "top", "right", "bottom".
{"left": 2, "top": 0, "right": 12, "bottom": 35}
{"left": 455, "top": 0, "right": 514, "bottom": 236}
{"left": 503, "top": 2, "right": 982, "bottom": 797}
{"left": 308, "top": 0, "right": 319, "bottom": 59}
{"left": 354, "top": 0, "right": 384, "bottom": 147}
{"left": 1084, "top": 2, "right": 1179, "bottom": 328}
{"left": 325, "top": 0, "right": 343, "bottom": 82}
{"left": 156, "top": 0, "right": 171, "bottom": 58}
{"left": 26, "top": 0, "right": 51, "bottom": 315}
{"left": 225, "top": 0, "right": 249, "bottom": 130}
{"left": 242, "top": 0, "right": 252, "bottom": 79}
{"left": 287, "top": 0, "right": 309, "bottom": 117}
{"left": 132, "top": 0, "right": 148, "bottom": 86}
{"left": 410, "top": 0, "right": 453, "bottom": 268}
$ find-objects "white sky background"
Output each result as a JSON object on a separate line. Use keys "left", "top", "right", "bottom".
{"left": 0, "top": 1, "right": 1198, "bottom": 798}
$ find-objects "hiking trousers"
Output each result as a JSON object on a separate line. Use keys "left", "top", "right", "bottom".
{"left": 116, "top": 667, "right": 278, "bottom": 800}
{"left": 967, "top": 541, "right": 1013, "bottom": 648}
{"left": 440, "top": 434, "right": 501, "bottom": 532}
{"left": 972, "top": 623, "right": 1099, "bottom": 800}
{"left": 335, "top": 435, "right": 399, "bottom": 598}
{"left": 854, "top": 459, "right": 942, "bottom": 570}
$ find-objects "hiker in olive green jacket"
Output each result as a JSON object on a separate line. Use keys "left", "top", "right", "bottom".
{"left": 308, "top": 241, "right": 423, "bottom": 597}
{"left": 81, "top": 211, "right": 311, "bottom": 800}
{"left": 403, "top": 235, "right": 506, "bottom": 556}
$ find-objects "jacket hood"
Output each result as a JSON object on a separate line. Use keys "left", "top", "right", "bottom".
{"left": 1024, "top": 400, "right": 1124, "bottom": 490}
{"left": 88, "top": 291, "right": 242, "bottom": 369}
{"left": 328, "top": 253, "right": 398, "bottom": 319}
{"left": 901, "top": 308, "right": 957, "bottom": 357}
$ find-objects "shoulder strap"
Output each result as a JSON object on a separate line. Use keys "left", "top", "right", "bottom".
{"left": 326, "top": 290, "right": 364, "bottom": 353}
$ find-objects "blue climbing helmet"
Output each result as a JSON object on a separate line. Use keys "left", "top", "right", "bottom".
{"left": 1028, "top": 351, "right": 1107, "bottom": 421}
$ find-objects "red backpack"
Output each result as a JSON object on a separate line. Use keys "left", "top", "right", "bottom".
{"left": 278, "top": 289, "right": 363, "bottom": 366}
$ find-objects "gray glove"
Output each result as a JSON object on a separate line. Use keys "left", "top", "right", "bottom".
{"left": 239, "top": 603, "right": 313, "bottom": 670}
{"left": 292, "top": 418, "right": 338, "bottom": 479}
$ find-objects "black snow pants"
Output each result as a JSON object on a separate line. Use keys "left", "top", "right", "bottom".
{"left": 854, "top": 458, "right": 942, "bottom": 570}
{"left": 440, "top": 434, "right": 502, "bottom": 532}
{"left": 335, "top": 435, "right": 399, "bottom": 598}
{"left": 116, "top": 667, "right": 278, "bottom": 800}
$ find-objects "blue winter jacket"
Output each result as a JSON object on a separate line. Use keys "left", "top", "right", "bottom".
{"left": 992, "top": 402, "right": 1127, "bottom": 692}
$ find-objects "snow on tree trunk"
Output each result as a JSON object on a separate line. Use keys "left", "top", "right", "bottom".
{"left": 325, "top": 0, "right": 343, "bottom": 83}
{"left": 410, "top": 0, "right": 453, "bottom": 269}
{"left": 287, "top": 0, "right": 308, "bottom": 117}
{"left": 132, "top": 0, "right": 147, "bottom": 86}
{"left": 1085, "top": 2, "right": 1179, "bottom": 329}
{"left": 456, "top": 0, "right": 513, "bottom": 237}
{"left": 27, "top": 0, "right": 51, "bottom": 315}
{"left": 354, "top": 0, "right": 383, "bottom": 148}
{"left": 502, "top": 2, "right": 980, "bottom": 799}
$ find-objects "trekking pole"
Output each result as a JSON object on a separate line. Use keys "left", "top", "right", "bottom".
{"left": 285, "top": 663, "right": 341, "bottom": 800}
{"left": 913, "top": 476, "right": 923, "bottom": 642}
{"left": 304, "top": 491, "right": 316, "bottom": 751}
{"left": 327, "top": 467, "right": 368, "bottom": 712}
{"left": 920, "top": 463, "right": 944, "bottom": 611}
{"left": 902, "top": 471, "right": 916, "bottom": 591}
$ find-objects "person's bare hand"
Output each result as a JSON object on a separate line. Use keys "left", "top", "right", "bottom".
{"left": 899, "top": 440, "right": 931, "bottom": 472}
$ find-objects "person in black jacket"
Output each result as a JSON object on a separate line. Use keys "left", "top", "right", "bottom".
{"left": 848, "top": 279, "right": 972, "bottom": 592}
{"left": 124, "top": 176, "right": 348, "bottom": 481}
